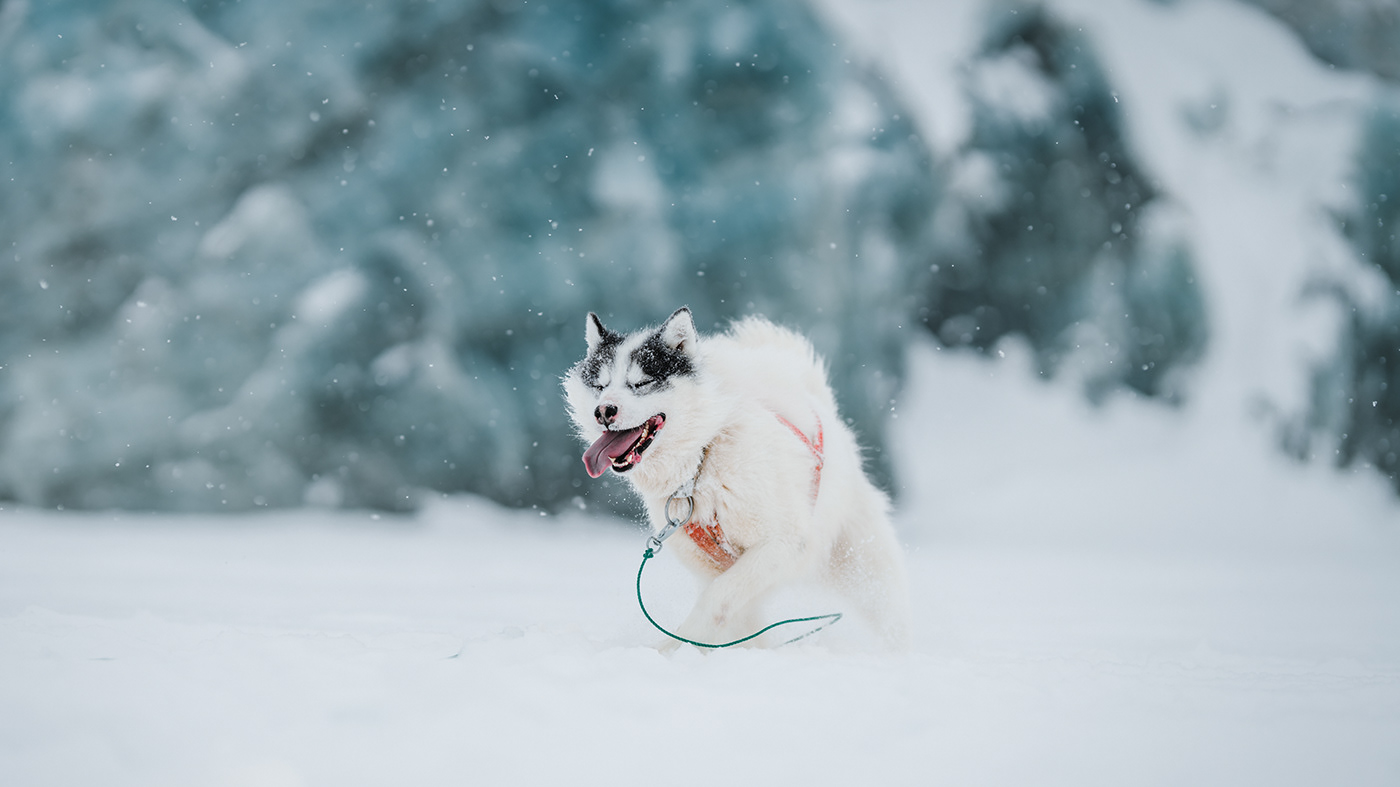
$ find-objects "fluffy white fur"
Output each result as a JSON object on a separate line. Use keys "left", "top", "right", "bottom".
{"left": 563, "top": 308, "right": 911, "bottom": 649}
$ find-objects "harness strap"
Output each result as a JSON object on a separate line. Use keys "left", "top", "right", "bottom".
{"left": 683, "top": 517, "right": 738, "bottom": 571}
{"left": 681, "top": 411, "right": 825, "bottom": 570}
{"left": 773, "top": 413, "right": 824, "bottom": 503}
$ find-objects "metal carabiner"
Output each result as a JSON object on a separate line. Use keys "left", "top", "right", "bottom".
{"left": 646, "top": 488, "right": 695, "bottom": 556}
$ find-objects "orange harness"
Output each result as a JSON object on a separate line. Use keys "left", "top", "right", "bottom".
{"left": 681, "top": 412, "right": 824, "bottom": 571}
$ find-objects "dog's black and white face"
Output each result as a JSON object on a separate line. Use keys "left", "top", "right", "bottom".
{"left": 563, "top": 307, "right": 699, "bottom": 478}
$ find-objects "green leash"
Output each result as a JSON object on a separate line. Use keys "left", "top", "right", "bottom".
{"left": 636, "top": 545, "right": 842, "bottom": 648}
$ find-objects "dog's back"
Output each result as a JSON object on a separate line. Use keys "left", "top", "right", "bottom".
{"left": 705, "top": 316, "right": 837, "bottom": 421}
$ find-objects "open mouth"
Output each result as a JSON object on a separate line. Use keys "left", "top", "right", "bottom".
{"left": 582, "top": 414, "right": 665, "bottom": 478}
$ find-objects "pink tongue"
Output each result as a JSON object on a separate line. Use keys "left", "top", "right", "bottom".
{"left": 582, "top": 427, "right": 644, "bottom": 478}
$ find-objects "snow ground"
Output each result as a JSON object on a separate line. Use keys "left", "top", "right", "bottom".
{"left": 4, "top": 342, "right": 1399, "bottom": 787}
{"left": 5, "top": 0, "right": 1400, "bottom": 784}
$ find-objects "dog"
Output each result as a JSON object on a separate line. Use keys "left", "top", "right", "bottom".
{"left": 563, "top": 307, "right": 911, "bottom": 649}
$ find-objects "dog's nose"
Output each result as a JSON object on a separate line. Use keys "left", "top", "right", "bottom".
{"left": 595, "top": 403, "right": 618, "bottom": 426}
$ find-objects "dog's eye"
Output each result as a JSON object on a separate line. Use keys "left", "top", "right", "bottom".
{"left": 628, "top": 378, "right": 653, "bottom": 391}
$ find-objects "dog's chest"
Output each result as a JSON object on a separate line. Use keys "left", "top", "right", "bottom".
{"left": 640, "top": 412, "right": 824, "bottom": 572}
{"left": 636, "top": 463, "right": 753, "bottom": 575}
{"left": 665, "top": 465, "right": 782, "bottom": 569}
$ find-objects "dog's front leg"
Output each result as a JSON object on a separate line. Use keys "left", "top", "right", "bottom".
{"left": 674, "top": 540, "right": 808, "bottom": 646}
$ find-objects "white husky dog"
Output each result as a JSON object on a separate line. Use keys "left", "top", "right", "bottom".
{"left": 563, "top": 307, "right": 910, "bottom": 649}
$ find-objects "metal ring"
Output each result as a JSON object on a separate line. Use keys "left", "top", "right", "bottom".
{"left": 665, "top": 493, "right": 694, "bottom": 527}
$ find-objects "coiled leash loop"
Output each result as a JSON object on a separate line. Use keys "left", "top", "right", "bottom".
{"left": 636, "top": 486, "right": 842, "bottom": 649}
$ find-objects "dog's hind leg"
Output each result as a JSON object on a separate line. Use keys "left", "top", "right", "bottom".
{"left": 828, "top": 522, "right": 912, "bottom": 651}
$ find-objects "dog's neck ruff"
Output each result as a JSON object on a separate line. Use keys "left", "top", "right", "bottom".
{"left": 667, "top": 411, "right": 825, "bottom": 572}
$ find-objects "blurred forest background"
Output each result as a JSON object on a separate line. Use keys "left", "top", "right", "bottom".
{"left": 0, "top": 0, "right": 1396, "bottom": 514}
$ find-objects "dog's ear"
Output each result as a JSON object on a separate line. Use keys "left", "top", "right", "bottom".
{"left": 585, "top": 312, "right": 608, "bottom": 352}
{"left": 659, "top": 307, "right": 696, "bottom": 353}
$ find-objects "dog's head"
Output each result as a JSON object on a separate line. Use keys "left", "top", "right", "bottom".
{"left": 563, "top": 307, "right": 700, "bottom": 478}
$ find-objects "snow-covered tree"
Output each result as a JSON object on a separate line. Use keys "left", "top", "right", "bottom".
{"left": 1240, "top": 0, "right": 1400, "bottom": 82}
{"left": 1305, "top": 97, "right": 1400, "bottom": 490}
{"left": 922, "top": 3, "right": 1206, "bottom": 401}
{"left": 0, "top": 0, "right": 935, "bottom": 511}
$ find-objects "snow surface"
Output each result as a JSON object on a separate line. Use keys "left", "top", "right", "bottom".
{"left": 5, "top": 341, "right": 1400, "bottom": 786}
{"left": 5, "top": 0, "right": 1400, "bottom": 784}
